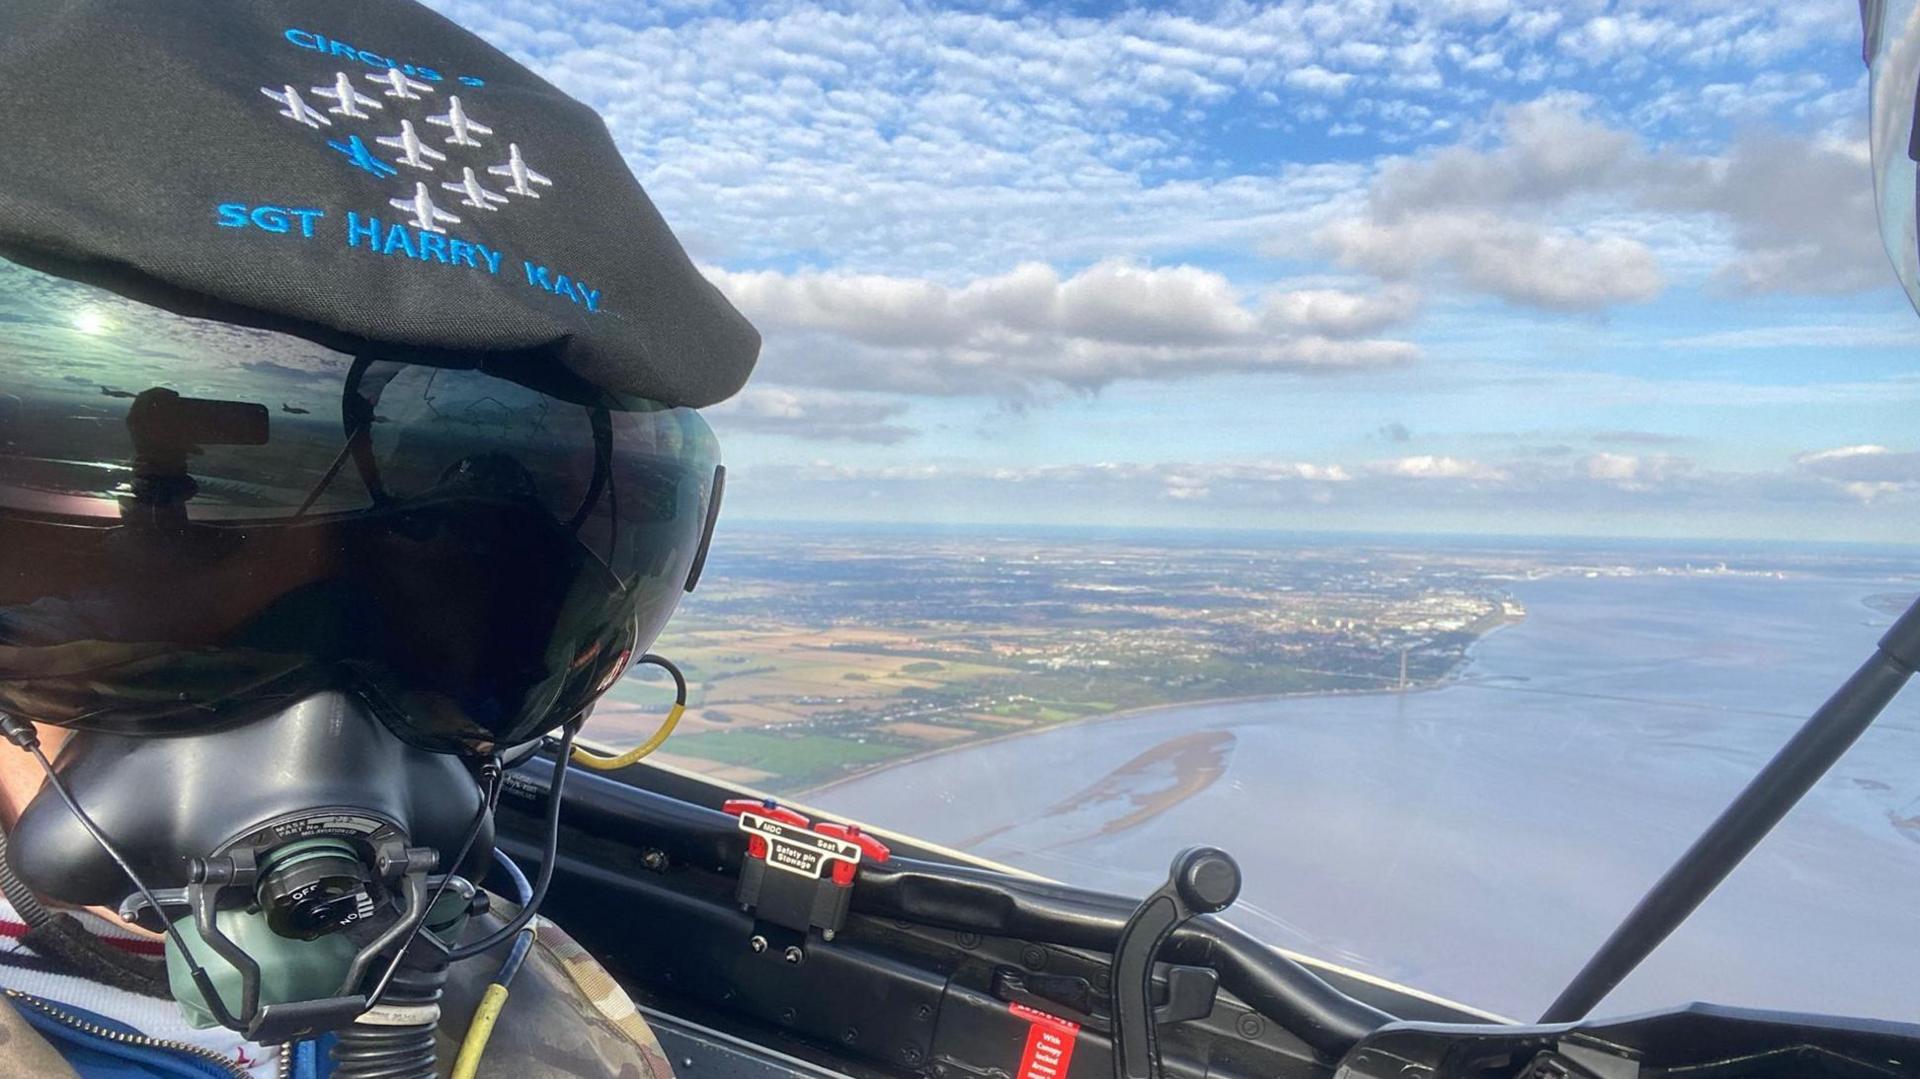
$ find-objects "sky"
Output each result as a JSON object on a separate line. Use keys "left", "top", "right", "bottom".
{"left": 424, "top": 0, "right": 1920, "bottom": 543}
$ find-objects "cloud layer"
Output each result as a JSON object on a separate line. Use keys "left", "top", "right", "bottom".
{"left": 708, "top": 260, "right": 1419, "bottom": 397}
{"left": 426, "top": 0, "right": 1862, "bottom": 292}
{"left": 736, "top": 443, "right": 1918, "bottom": 531}
{"left": 707, "top": 386, "right": 917, "bottom": 444}
{"left": 412, "top": 0, "right": 1920, "bottom": 544}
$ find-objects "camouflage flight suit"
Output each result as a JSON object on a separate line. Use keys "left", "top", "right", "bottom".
{"left": 437, "top": 916, "right": 676, "bottom": 1079}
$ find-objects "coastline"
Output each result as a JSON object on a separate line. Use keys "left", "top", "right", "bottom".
{"left": 801, "top": 610, "right": 1525, "bottom": 798}
{"left": 800, "top": 666, "right": 1473, "bottom": 798}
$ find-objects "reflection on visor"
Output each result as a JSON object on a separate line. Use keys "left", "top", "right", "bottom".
{"left": 1865, "top": 0, "right": 1920, "bottom": 315}
{"left": 0, "top": 255, "right": 721, "bottom": 753}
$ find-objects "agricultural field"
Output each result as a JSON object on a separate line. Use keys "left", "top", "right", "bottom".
{"left": 578, "top": 527, "right": 1528, "bottom": 791}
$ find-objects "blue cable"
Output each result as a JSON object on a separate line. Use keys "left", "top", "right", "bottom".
{"left": 490, "top": 848, "right": 535, "bottom": 987}
{"left": 494, "top": 845, "right": 533, "bottom": 905}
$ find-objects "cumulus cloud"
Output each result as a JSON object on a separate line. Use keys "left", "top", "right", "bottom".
{"left": 707, "top": 387, "right": 917, "bottom": 443}
{"left": 1368, "top": 95, "right": 1643, "bottom": 215}
{"left": 1313, "top": 93, "right": 1882, "bottom": 309}
{"left": 1582, "top": 451, "right": 1695, "bottom": 491}
{"left": 1284, "top": 65, "right": 1356, "bottom": 95}
{"left": 1653, "top": 134, "right": 1884, "bottom": 295}
{"left": 716, "top": 260, "right": 1262, "bottom": 348}
{"left": 708, "top": 259, "right": 1419, "bottom": 396}
{"left": 1312, "top": 96, "right": 1665, "bottom": 310}
{"left": 1795, "top": 444, "right": 1920, "bottom": 501}
{"left": 1264, "top": 285, "right": 1423, "bottom": 337}
{"left": 1045, "top": 262, "right": 1260, "bottom": 346}
{"left": 1366, "top": 454, "right": 1508, "bottom": 481}
{"left": 1320, "top": 212, "right": 1664, "bottom": 311}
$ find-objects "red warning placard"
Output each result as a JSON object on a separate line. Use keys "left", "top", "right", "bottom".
{"left": 1009, "top": 1001, "right": 1081, "bottom": 1079}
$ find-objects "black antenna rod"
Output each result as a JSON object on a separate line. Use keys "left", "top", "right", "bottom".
{"left": 1541, "top": 596, "right": 1920, "bottom": 1023}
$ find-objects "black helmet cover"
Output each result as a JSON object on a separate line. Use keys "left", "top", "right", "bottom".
{"left": 0, "top": 0, "right": 758, "bottom": 407}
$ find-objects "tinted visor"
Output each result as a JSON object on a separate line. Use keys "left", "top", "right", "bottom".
{"left": 0, "top": 256, "right": 720, "bottom": 752}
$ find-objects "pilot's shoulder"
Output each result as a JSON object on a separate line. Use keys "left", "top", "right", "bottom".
{"left": 439, "top": 913, "right": 674, "bottom": 1079}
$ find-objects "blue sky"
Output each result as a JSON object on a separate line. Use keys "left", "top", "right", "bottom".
{"left": 429, "top": 0, "right": 1920, "bottom": 542}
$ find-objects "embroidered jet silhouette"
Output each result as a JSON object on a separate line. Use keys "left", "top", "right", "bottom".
{"left": 426, "top": 96, "right": 491, "bottom": 147}
{"left": 442, "top": 167, "right": 508, "bottom": 210}
{"left": 488, "top": 143, "right": 553, "bottom": 197}
{"left": 261, "top": 85, "right": 331, "bottom": 129}
{"left": 389, "top": 182, "right": 461, "bottom": 234}
{"left": 366, "top": 68, "right": 435, "bottom": 100}
{"left": 311, "top": 71, "right": 383, "bottom": 119}
{"left": 376, "top": 119, "right": 447, "bottom": 171}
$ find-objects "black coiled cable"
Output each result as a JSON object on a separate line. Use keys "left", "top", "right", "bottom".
{"left": 331, "top": 960, "right": 447, "bottom": 1079}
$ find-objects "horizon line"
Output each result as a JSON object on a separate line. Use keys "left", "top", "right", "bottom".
{"left": 719, "top": 517, "right": 1920, "bottom": 553}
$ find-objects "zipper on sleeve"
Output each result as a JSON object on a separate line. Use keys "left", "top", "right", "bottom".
{"left": 5, "top": 986, "right": 254, "bottom": 1079}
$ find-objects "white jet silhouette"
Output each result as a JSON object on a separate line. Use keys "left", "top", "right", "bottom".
{"left": 425, "top": 96, "right": 491, "bottom": 147}
{"left": 487, "top": 143, "right": 552, "bottom": 197}
{"left": 366, "top": 68, "right": 435, "bottom": 100}
{"left": 376, "top": 120, "right": 447, "bottom": 171}
{"left": 311, "top": 72, "right": 383, "bottom": 119}
{"left": 261, "top": 85, "right": 331, "bottom": 129}
{"left": 389, "top": 182, "right": 461, "bottom": 234}
{"left": 441, "top": 167, "right": 508, "bottom": 211}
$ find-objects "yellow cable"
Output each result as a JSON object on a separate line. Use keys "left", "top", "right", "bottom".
{"left": 570, "top": 702, "right": 685, "bottom": 771}
{"left": 451, "top": 983, "right": 510, "bottom": 1079}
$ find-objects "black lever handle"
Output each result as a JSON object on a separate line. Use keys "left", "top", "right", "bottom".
{"left": 1110, "top": 847, "right": 1241, "bottom": 1079}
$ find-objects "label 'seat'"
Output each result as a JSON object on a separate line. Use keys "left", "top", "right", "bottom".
{"left": 737, "top": 811, "right": 863, "bottom": 879}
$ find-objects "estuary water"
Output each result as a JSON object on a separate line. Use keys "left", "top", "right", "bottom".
{"left": 812, "top": 574, "right": 1920, "bottom": 1022}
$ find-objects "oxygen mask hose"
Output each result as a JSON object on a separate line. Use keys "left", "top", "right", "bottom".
{"left": 334, "top": 758, "right": 501, "bottom": 1079}
{"left": 332, "top": 957, "right": 447, "bottom": 1079}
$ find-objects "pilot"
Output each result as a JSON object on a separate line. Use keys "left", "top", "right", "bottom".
{"left": 0, "top": 1, "right": 755, "bottom": 1077}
